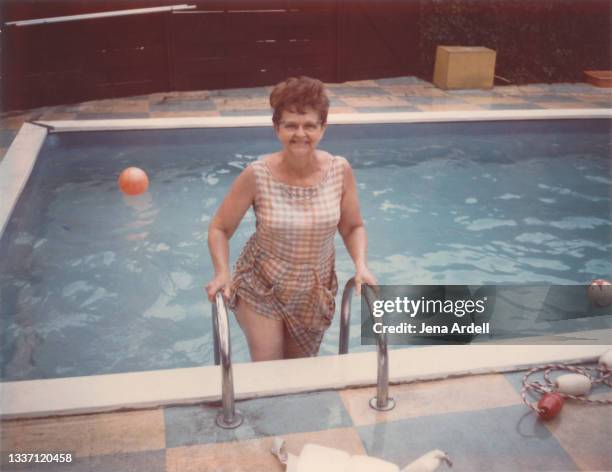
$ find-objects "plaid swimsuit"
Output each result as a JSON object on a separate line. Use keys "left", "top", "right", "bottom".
{"left": 229, "top": 155, "right": 344, "bottom": 356}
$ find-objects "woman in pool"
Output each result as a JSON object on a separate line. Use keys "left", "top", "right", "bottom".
{"left": 206, "top": 76, "right": 376, "bottom": 361}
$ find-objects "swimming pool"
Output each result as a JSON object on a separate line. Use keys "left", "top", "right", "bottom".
{"left": 0, "top": 112, "right": 610, "bottom": 385}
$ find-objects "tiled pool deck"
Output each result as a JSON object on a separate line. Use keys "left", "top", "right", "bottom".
{"left": 1, "top": 370, "right": 611, "bottom": 471}
{"left": 0, "top": 77, "right": 610, "bottom": 471}
{"left": 0, "top": 76, "right": 610, "bottom": 161}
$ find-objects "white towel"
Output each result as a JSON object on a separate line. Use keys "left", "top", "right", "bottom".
{"left": 347, "top": 455, "right": 400, "bottom": 472}
{"left": 295, "top": 444, "right": 402, "bottom": 472}
{"left": 271, "top": 437, "right": 450, "bottom": 472}
{"left": 297, "top": 444, "right": 350, "bottom": 472}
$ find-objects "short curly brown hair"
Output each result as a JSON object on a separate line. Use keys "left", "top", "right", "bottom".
{"left": 269, "top": 76, "right": 330, "bottom": 126}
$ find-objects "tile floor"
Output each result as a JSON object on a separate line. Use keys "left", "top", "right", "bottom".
{"left": 1, "top": 371, "right": 611, "bottom": 471}
{"left": 1, "top": 76, "right": 610, "bottom": 162}
{"left": 0, "top": 77, "right": 610, "bottom": 471}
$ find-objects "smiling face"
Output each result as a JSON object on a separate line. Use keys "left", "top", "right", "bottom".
{"left": 275, "top": 108, "right": 326, "bottom": 157}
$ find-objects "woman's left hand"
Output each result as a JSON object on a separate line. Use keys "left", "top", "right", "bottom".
{"left": 354, "top": 265, "right": 378, "bottom": 296}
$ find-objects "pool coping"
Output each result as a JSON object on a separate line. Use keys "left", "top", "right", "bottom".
{"left": 0, "top": 123, "right": 48, "bottom": 237}
{"left": 2, "top": 338, "right": 609, "bottom": 419}
{"left": 34, "top": 108, "right": 612, "bottom": 131}
{"left": 1, "top": 109, "right": 611, "bottom": 419}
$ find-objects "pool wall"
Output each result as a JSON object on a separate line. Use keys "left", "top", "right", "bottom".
{"left": 1, "top": 109, "right": 610, "bottom": 419}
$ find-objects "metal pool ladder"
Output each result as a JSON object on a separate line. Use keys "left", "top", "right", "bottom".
{"left": 211, "top": 292, "right": 243, "bottom": 428}
{"left": 210, "top": 277, "right": 394, "bottom": 429}
{"left": 339, "top": 278, "right": 395, "bottom": 411}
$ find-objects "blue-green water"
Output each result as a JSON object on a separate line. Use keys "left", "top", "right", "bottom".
{"left": 1, "top": 120, "right": 610, "bottom": 380}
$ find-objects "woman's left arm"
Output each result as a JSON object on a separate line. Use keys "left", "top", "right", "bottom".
{"left": 337, "top": 158, "right": 377, "bottom": 295}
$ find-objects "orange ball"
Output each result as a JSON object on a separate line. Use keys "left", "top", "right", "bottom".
{"left": 118, "top": 167, "right": 149, "bottom": 196}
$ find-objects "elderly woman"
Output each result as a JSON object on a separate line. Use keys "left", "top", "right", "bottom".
{"left": 206, "top": 76, "right": 376, "bottom": 361}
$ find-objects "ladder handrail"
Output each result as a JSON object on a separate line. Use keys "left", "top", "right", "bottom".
{"left": 211, "top": 292, "right": 242, "bottom": 428}
{"left": 339, "top": 277, "right": 395, "bottom": 411}
{"left": 338, "top": 278, "right": 355, "bottom": 355}
{"left": 210, "top": 276, "right": 393, "bottom": 430}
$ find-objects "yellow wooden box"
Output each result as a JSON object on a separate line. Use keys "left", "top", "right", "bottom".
{"left": 433, "top": 46, "right": 496, "bottom": 90}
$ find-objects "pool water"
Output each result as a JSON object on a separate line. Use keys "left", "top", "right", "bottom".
{"left": 1, "top": 120, "right": 610, "bottom": 380}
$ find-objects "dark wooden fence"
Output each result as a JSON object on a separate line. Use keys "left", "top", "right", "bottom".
{"left": 169, "top": 3, "right": 339, "bottom": 90}
{"left": 1, "top": 0, "right": 610, "bottom": 112}
{"left": 3, "top": 9, "right": 171, "bottom": 109}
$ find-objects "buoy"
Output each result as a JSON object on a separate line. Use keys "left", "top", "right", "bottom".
{"left": 118, "top": 167, "right": 149, "bottom": 196}
{"left": 599, "top": 349, "right": 612, "bottom": 370}
{"left": 587, "top": 279, "right": 612, "bottom": 308}
{"left": 537, "top": 392, "right": 564, "bottom": 420}
{"left": 555, "top": 374, "right": 591, "bottom": 396}
{"left": 522, "top": 361, "right": 612, "bottom": 420}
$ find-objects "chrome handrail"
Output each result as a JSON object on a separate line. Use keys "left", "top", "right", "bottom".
{"left": 211, "top": 292, "right": 243, "bottom": 429}
{"left": 209, "top": 275, "right": 392, "bottom": 428}
{"left": 339, "top": 277, "right": 395, "bottom": 411}
{"left": 338, "top": 278, "right": 354, "bottom": 355}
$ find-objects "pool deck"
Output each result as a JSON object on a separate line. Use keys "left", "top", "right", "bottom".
{"left": 1, "top": 76, "right": 610, "bottom": 161}
{"left": 1, "top": 367, "right": 611, "bottom": 471}
{"left": 1, "top": 77, "right": 611, "bottom": 471}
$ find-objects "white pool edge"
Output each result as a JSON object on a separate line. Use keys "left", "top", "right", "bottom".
{"left": 34, "top": 108, "right": 612, "bottom": 131}
{"left": 1, "top": 110, "right": 610, "bottom": 419}
{"left": 1, "top": 338, "right": 610, "bottom": 419}
{"left": 0, "top": 123, "right": 48, "bottom": 237}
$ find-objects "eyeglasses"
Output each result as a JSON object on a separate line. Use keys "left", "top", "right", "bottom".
{"left": 279, "top": 121, "right": 322, "bottom": 133}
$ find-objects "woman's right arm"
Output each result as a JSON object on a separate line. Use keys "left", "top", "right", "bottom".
{"left": 206, "top": 165, "right": 256, "bottom": 301}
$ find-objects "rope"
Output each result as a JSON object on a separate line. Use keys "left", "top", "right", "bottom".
{"left": 521, "top": 362, "right": 612, "bottom": 414}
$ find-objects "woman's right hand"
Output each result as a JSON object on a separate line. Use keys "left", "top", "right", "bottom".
{"left": 205, "top": 272, "right": 231, "bottom": 303}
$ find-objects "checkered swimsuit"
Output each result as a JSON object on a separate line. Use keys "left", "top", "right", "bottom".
{"left": 230, "top": 156, "right": 344, "bottom": 356}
